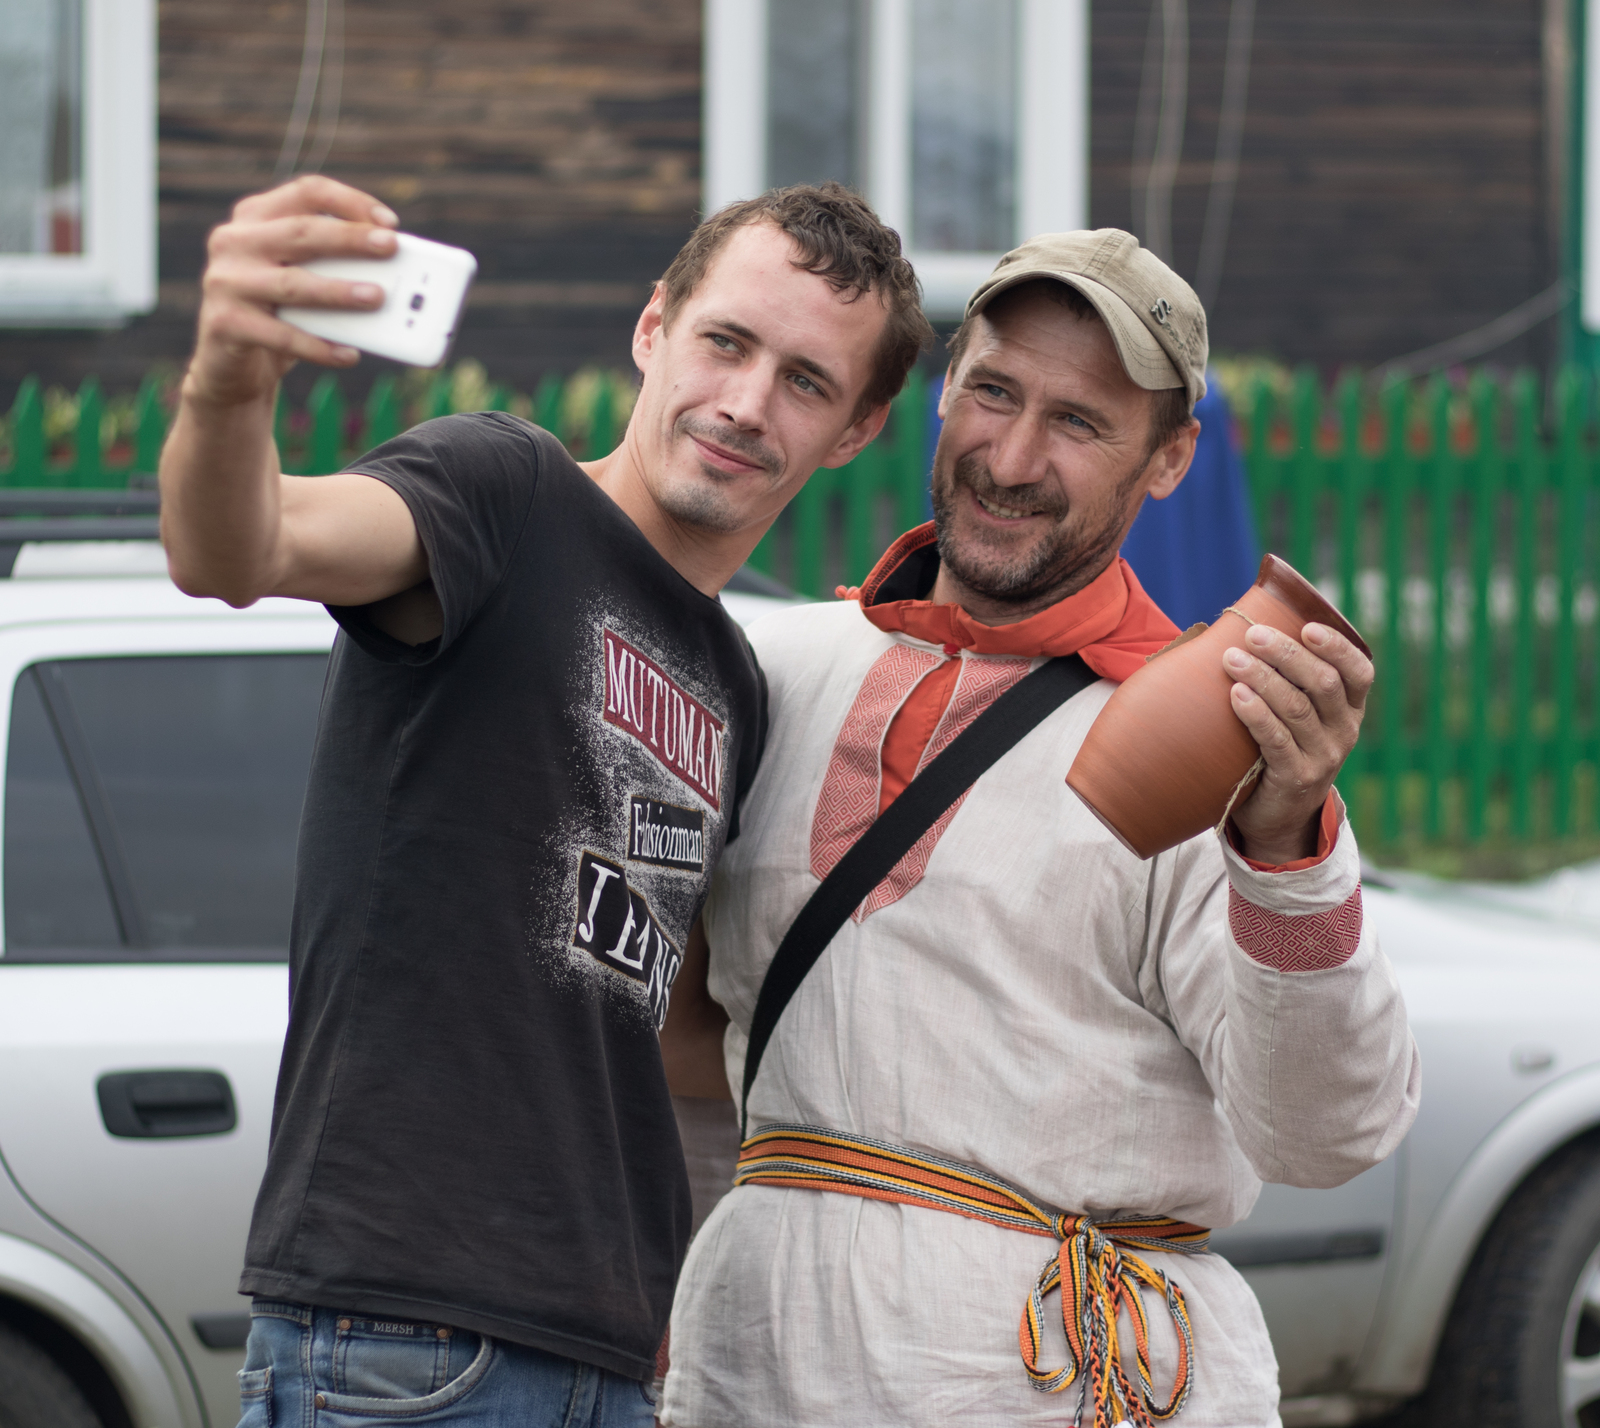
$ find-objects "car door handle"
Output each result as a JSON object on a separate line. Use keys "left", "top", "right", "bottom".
{"left": 192, "top": 1312, "right": 253, "bottom": 1349}
{"left": 96, "top": 1070, "right": 237, "bottom": 1138}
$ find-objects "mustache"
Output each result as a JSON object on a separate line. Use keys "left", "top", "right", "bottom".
{"left": 945, "top": 453, "right": 1067, "bottom": 520}
{"left": 675, "top": 415, "right": 781, "bottom": 477}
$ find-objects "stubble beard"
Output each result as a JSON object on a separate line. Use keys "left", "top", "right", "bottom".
{"left": 651, "top": 413, "right": 785, "bottom": 536}
{"left": 930, "top": 449, "right": 1151, "bottom": 609}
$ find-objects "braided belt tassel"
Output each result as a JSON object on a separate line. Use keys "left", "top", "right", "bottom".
{"left": 736, "top": 1126, "right": 1206, "bottom": 1422}
{"left": 1019, "top": 1214, "right": 1195, "bottom": 1426}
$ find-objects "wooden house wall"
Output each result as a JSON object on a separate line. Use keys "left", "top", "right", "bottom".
{"left": 1092, "top": 0, "right": 1557, "bottom": 372}
{"left": 0, "top": 0, "right": 704, "bottom": 399}
{"left": 0, "top": 0, "right": 1560, "bottom": 400}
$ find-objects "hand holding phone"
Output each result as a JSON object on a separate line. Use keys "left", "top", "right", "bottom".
{"left": 279, "top": 233, "right": 477, "bottom": 369}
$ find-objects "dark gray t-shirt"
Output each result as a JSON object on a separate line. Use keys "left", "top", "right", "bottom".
{"left": 240, "top": 413, "right": 766, "bottom": 1379}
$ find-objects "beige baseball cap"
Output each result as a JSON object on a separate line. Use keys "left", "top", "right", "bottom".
{"left": 964, "top": 229, "right": 1208, "bottom": 407}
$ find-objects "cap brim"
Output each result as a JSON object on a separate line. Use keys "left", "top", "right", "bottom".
{"left": 969, "top": 268, "right": 1186, "bottom": 395}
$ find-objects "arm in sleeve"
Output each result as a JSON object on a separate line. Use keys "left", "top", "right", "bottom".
{"left": 329, "top": 411, "right": 543, "bottom": 663}
{"left": 1148, "top": 801, "right": 1421, "bottom": 1189}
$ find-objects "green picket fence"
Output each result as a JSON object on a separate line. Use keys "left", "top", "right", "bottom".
{"left": 1241, "top": 366, "right": 1599, "bottom": 849}
{"left": 0, "top": 365, "right": 934, "bottom": 594}
{"left": 0, "top": 374, "right": 171, "bottom": 488}
{"left": 4, "top": 361, "right": 1597, "bottom": 852}
{"left": 0, "top": 364, "right": 638, "bottom": 488}
{"left": 745, "top": 370, "right": 930, "bottom": 596}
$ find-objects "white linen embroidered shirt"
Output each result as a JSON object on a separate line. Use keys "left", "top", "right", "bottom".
{"left": 662, "top": 599, "right": 1420, "bottom": 1428}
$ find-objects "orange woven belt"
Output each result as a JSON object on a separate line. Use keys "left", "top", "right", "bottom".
{"left": 736, "top": 1123, "right": 1209, "bottom": 1426}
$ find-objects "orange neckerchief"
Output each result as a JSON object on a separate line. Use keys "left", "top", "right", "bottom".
{"left": 843, "top": 523, "right": 1181, "bottom": 813}
{"left": 852, "top": 523, "right": 1179, "bottom": 681}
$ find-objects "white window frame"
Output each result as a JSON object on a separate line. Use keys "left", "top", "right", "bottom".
{"left": 704, "top": 0, "right": 1087, "bottom": 319}
{"left": 1585, "top": 0, "right": 1600, "bottom": 330}
{"left": 0, "top": 0, "right": 156, "bottom": 328}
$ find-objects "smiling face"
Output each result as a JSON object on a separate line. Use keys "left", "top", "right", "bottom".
{"left": 623, "top": 221, "right": 892, "bottom": 544}
{"left": 930, "top": 283, "right": 1198, "bottom": 622}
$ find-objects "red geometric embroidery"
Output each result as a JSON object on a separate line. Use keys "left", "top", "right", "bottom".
{"left": 1227, "top": 885, "right": 1363, "bottom": 971}
{"left": 811, "top": 644, "right": 942, "bottom": 883}
{"left": 852, "top": 656, "right": 1031, "bottom": 920}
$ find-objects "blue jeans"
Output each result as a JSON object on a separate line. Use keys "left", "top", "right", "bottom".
{"left": 236, "top": 1300, "right": 657, "bottom": 1427}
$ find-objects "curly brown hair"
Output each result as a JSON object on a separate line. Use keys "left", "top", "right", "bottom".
{"left": 660, "top": 182, "right": 934, "bottom": 421}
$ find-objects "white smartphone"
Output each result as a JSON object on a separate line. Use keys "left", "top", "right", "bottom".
{"left": 279, "top": 232, "right": 478, "bottom": 368}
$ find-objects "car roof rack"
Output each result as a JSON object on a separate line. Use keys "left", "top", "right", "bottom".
{"left": 0, "top": 490, "right": 161, "bottom": 577}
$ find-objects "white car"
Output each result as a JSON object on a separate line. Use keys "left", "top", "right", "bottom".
{"left": 0, "top": 527, "right": 1595, "bottom": 1428}
{"left": 1229, "top": 862, "right": 1600, "bottom": 1428}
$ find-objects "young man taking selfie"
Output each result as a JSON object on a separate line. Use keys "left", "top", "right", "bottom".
{"left": 159, "top": 174, "right": 932, "bottom": 1428}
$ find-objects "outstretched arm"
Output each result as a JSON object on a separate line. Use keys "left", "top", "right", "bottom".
{"left": 160, "top": 175, "right": 428, "bottom": 610}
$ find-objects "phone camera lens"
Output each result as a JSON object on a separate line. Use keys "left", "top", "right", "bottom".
{"left": 409, "top": 293, "right": 425, "bottom": 311}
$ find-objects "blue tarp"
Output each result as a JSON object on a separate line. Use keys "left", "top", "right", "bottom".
{"left": 1119, "top": 383, "right": 1260, "bottom": 629}
{"left": 923, "top": 377, "right": 1259, "bottom": 630}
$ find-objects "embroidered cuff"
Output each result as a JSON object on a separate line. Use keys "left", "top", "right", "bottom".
{"left": 1220, "top": 792, "right": 1364, "bottom": 971}
{"left": 1227, "top": 885, "right": 1363, "bottom": 971}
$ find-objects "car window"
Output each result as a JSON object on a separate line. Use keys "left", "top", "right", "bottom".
{"left": 3, "top": 653, "right": 328, "bottom": 961}
{"left": 3, "top": 670, "right": 123, "bottom": 950}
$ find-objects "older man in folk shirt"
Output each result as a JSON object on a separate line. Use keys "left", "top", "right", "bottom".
{"left": 658, "top": 231, "right": 1419, "bottom": 1427}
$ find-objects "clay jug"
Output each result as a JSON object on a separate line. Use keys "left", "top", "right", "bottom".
{"left": 1066, "top": 554, "right": 1370, "bottom": 859}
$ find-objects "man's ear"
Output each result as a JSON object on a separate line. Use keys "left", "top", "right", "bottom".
{"left": 631, "top": 282, "right": 668, "bottom": 375}
{"left": 1147, "top": 416, "right": 1201, "bottom": 501}
{"left": 936, "top": 365, "right": 955, "bottom": 419}
{"left": 820, "top": 401, "right": 891, "bottom": 470}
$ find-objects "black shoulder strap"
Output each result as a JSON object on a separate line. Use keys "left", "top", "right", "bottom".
{"left": 740, "top": 653, "right": 1096, "bottom": 1132}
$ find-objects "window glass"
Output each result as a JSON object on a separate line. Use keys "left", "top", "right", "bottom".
{"left": 4, "top": 654, "right": 328, "bottom": 959}
{"left": 0, "top": 0, "right": 82, "bottom": 255}
{"left": 910, "top": 0, "right": 1017, "bottom": 253}
{"left": 767, "top": 0, "right": 861, "bottom": 190}
{"left": 51, "top": 654, "right": 328, "bottom": 953}
{"left": 4, "top": 669, "right": 120, "bottom": 950}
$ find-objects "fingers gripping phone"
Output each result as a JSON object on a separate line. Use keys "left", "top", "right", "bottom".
{"left": 279, "top": 233, "right": 477, "bottom": 368}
